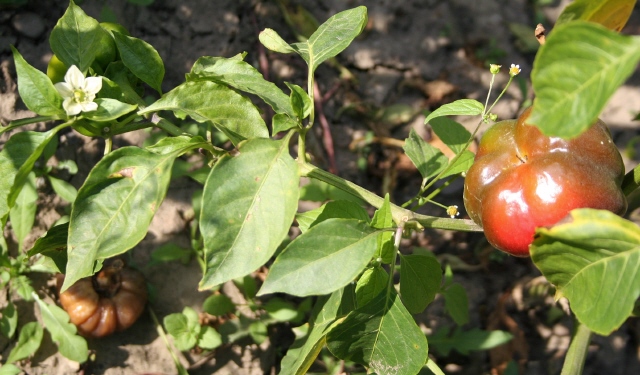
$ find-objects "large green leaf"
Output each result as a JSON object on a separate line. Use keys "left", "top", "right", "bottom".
{"left": 187, "top": 56, "right": 294, "bottom": 117}
{"left": 531, "top": 208, "right": 640, "bottom": 335}
{"left": 296, "top": 200, "right": 369, "bottom": 233}
{"left": 113, "top": 31, "right": 164, "bottom": 94}
{"left": 399, "top": 254, "right": 442, "bottom": 314}
{"left": 403, "top": 129, "right": 448, "bottom": 180}
{"left": 9, "top": 172, "right": 37, "bottom": 251}
{"left": 11, "top": 47, "right": 63, "bottom": 116}
{"left": 0, "top": 128, "right": 64, "bottom": 227}
{"left": 326, "top": 291, "right": 429, "bottom": 375}
{"left": 258, "top": 218, "right": 378, "bottom": 297}
{"left": 62, "top": 146, "right": 177, "bottom": 291}
{"left": 529, "top": 21, "right": 640, "bottom": 138}
{"left": 279, "top": 286, "right": 356, "bottom": 375}
{"left": 140, "top": 81, "right": 268, "bottom": 145}
{"left": 290, "top": 7, "right": 367, "bottom": 73}
{"left": 33, "top": 293, "right": 88, "bottom": 363}
{"left": 423, "top": 99, "right": 484, "bottom": 125}
{"left": 49, "top": 0, "right": 102, "bottom": 72}
{"left": 428, "top": 117, "right": 472, "bottom": 155}
{"left": 556, "top": 0, "right": 636, "bottom": 32}
{"left": 199, "top": 137, "right": 299, "bottom": 290}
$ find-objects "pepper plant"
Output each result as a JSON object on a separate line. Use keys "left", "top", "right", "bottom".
{"left": 3, "top": 0, "right": 640, "bottom": 374}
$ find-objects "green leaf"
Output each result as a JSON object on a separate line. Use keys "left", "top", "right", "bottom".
{"left": 440, "top": 150, "right": 475, "bottom": 178}
{"left": 531, "top": 208, "right": 640, "bottom": 335}
{"left": 424, "top": 99, "right": 484, "bottom": 125}
{"left": 0, "top": 364, "right": 21, "bottom": 375}
{"left": 272, "top": 113, "right": 299, "bottom": 135}
{"left": 140, "top": 81, "right": 268, "bottom": 146}
{"left": 279, "top": 287, "right": 355, "bottom": 375}
{"left": 264, "top": 298, "right": 301, "bottom": 322}
{"left": 326, "top": 292, "right": 429, "bottom": 375}
{"left": 286, "top": 83, "right": 312, "bottom": 120}
{"left": 34, "top": 294, "right": 88, "bottom": 363}
{"left": 164, "top": 307, "right": 201, "bottom": 351}
{"left": 400, "top": 254, "right": 442, "bottom": 314}
{"left": 113, "top": 31, "right": 164, "bottom": 93}
{"left": 6, "top": 322, "right": 43, "bottom": 364}
{"left": 49, "top": 0, "right": 101, "bottom": 72}
{"left": 258, "top": 218, "right": 378, "bottom": 297}
{"left": 202, "top": 294, "right": 235, "bottom": 316}
{"left": 429, "top": 117, "right": 472, "bottom": 155}
{"left": 9, "top": 172, "right": 37, "bottom": 251}
{"left": 62, "top": 146, "right": 176, "bottom": 291}
{"left": 0, "top": 302, "right": 18, "bottom": 339}
{"left": 187, "top": 56, "right": 294, "bottom": 116}
{"left": 556, "top": 0, "right": 636, "bottom": 32}
{"left": 530, "top": 21, "right": 640, "bottom": 138}
{"left": 249, "top": 321, "right": 268, "bottom": 344}
{"left": 199, "top": 137, "right": 299, "bottom": 290}
{"left": 296, "top": 200, "right": 369, "bottom": 233}
{"left": 371, "top": 194, "right": 395, "bottom": 264}
{"left": 291, "top": 7, "right": 368, "bottom": 73}
{"left": 27, "top": 222, "right": 69, "bottom": 274}
{"left": 429, "top": 327, "right": 513, "bottom": 356}
{"left": 355, "top": 266, "right": 389, "bottom": 307}
{"left": 403, "top": 129, "right": 448, "bottom": 180}
{"left": 11, "top": 47, "right": 63, "bottom": 116}
{"left": 198, "top": 326, "right": 222, "bottom": 350}
{"left": 149, "top": 243, "right": 190, "bottom": 265}
{"left": 84, "top": 98, "right": 137, "bottom": 122}
{"left": 0, "top": 127, "right": 65, "bottom": 227}
{"left": 259, "top": 28, "right": 297, "bottom": 54}
{"left": 443, "top": 283, "right": 469, "bottom": 326}
{"left": 11, "top": 275, "right": 34, "bottom": 302}
{"left": 47, "top": 176, "right": 78, "bottom": 203}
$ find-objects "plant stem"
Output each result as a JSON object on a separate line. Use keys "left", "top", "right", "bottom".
{"left": 104, "top": 137, "right": 112, "bottom": 155}
{"left": 298, "top": 162, "right": 482, "bottom": 232}
{"left": 560, "top": 318, "right": 592, "bottom": 375}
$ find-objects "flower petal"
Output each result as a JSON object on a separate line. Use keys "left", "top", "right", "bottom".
{"left": 63, "top": 98, "right": 82, "bottom": 116}
{"left": 54, "top": 82, "right": 74, "bottom": 98}
{"left": 83, "top": 76, "right": 103, "bottom": 95}
{"left": 80, "top": 101, "right": 98, "bottom": 113}
{"left": 64, "top": 65, "right": 85, "bottom": 89}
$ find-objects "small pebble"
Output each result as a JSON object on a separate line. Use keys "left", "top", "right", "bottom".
{"left": 12, "top": 12, "right": 46, "bottom": 39}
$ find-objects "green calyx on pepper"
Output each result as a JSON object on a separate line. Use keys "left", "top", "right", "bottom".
{"left": 463, "top": 107, "right": 627, "bottom": 256}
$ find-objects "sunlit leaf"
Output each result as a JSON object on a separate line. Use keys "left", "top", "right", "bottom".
{"left": 327, "top": 292, "right": 429, "bottom": 375}
{"left": 34, "top": 294, "right": 88, "bottom": 363}
{"left": 6, "top": 322, "right": 43, "bottom": 364}
{"left": 199, "top": 137, "right": 299, "bottom": 290}
{"left": 556, "top": 0, "right": 637, "bottom": 32}
{"left": 530, "top": 21, "right": 640, "bottom": 138}
{"left": 531, "top": 208, "right": 640, "bottom": 335}
{"left": 113, "top": 31, "right": 164, "bottom": 93}
{"left": 424, "top": 99, "right": 484, "bottom": 125}
{"left": 403, "top": 129, "right": 448, "bottom": 180}
{"left": 258, "top": 218, "right": 377, "bottom": 297}
{"left": 11, "top": 47, "right": 63, "bottom": 116}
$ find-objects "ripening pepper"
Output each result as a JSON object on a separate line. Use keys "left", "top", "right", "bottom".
{"left": 463, "top": 107, "right": 627, "bottom": 256}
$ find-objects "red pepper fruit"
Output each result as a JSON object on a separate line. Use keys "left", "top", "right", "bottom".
{"left": 463, "top": 107, "right": 627, "bottom": 256}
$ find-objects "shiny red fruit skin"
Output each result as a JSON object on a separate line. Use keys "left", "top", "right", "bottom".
{"left": 463, "top": 107, "right": 627, "bottom": 256}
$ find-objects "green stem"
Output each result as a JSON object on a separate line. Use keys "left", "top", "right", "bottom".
{"left": 561, "top": 318, "right": 592, "bottom": 375}
{"left": 151, "top": 115, "right": 184, "bottom": 137}
{"left": 104, "top": 137, "right": 113, "bottom": 155}
{"left": 148, "top": 307, "right": 189, "bottom": 375}
{"left": 425, "top": 358, "right": 446, "bottom": 375}
{"left": 299, "top": 162, "right": 482, "bottom": 232}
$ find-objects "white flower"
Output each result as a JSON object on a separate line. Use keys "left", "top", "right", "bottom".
{"left": 54, "top": 65, "right": 102, "bottom": 116}
{"left": 509, "top": 64, "right": 521, "bottom": 77}
{"left": 446, "top": 205, "right": 460, "bottom": 219}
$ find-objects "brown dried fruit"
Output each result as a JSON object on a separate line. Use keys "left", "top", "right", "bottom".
{"left": 56, "top": 259, "right": 147, "bottom": 338}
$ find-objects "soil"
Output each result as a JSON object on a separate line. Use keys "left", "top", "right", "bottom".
{"left": 1, "top": 0, "right": 640, "bottom": 374}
